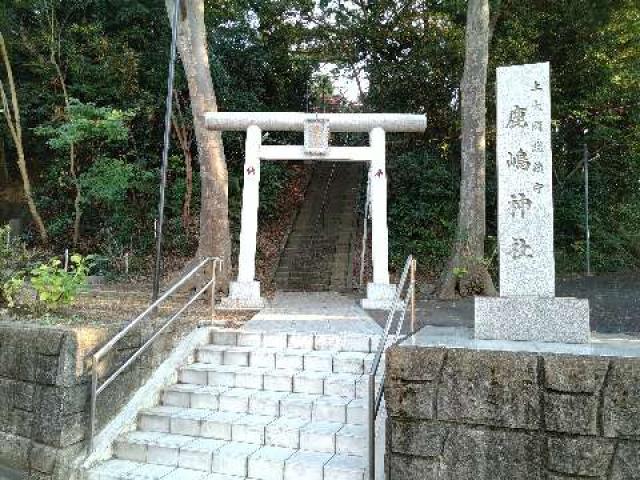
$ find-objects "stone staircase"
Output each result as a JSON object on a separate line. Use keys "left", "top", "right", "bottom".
{"left": 88, "top": 328, "right": 382, "bottom": 480}
{"left": 275, "top": 162, "right": 363, "bottom": 292}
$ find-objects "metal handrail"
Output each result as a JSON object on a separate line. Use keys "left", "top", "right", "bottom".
{"left": 368, "top": 255, "right": 416, "bottom": 480}
{"left": 358, "top": 176, "right": 371, "bottom": 288}
{"left": 88, "top": 256, "right": 222, "bottom": 453}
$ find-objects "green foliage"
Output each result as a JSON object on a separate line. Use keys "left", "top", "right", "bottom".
{"left": 387, "top": 151, "right": 458, "bottom": 273}
{"left": 30, "top": 254, "right": 90, "bottom": 309}
{"left": 79, "top": 158, "right": 136, "bottom": 205}
{"left": 0, "top": 225, "right": 42, "bottom": 306}
{"left": 3, "top": 275, "right": 24, "bottom": 309}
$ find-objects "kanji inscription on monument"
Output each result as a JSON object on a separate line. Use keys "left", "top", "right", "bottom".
{"left": 497, "top": 62, "right": 555, "bottom": 297}
{"left": 475, "top": 62, "right": 590, "bottom": 344}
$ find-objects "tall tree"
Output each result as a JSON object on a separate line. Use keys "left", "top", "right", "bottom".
{"left": 438, "top": 0, "right": 496, "bottom": 298}
{"left": 165, "top": 0, "right": 231, "bottom": 286}
{"left": 0, "top": 32, "right": 48, "bottom": 243}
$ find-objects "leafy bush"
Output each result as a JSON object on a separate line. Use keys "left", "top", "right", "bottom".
{"left": 0, "top": 225, "right": 42, "bottom": 307}
{"left": 30, "top": 254, "right": 91, "bottom": 309}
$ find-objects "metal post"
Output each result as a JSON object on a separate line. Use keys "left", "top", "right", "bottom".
{"left": 368, "top": 373, "right": 375, "bottom": 480}
{"left": 583, "top": 143, "right": 591, "bottom": 276}
{"left": 410, "top": 258, "right": 416, "bottom": 334}
{"left": 210, "top": 259, "right": 217, "bottom": 318}
{"left": 152, "top": 0, "right": 181, "bottom": 301}
{"left": 89, "top": 364, "right": 97, "bottom": 453}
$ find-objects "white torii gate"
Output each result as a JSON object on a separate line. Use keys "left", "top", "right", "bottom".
{"left": 206, "top": 112, "right": 427, "bottom": 309}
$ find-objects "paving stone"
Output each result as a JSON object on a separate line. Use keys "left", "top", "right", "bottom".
{"left": 190, "top": 386, "right": 226, "bottom": 410}
{"left": 198, "top": 346, "right": 225, "bottom": 365}
{"left": 211, "top": 331, "right": 237, "bottom": 346}
{"left": 224, "top": 347, "right": 251, "bottom": 367}
{"left": 237, "top": 332, "right": 262, "bottom": 348}
{"left": 235, "top": 368, "right": 265, "bottom": 389}
{"left": 325, "top": 374, "right": 359, "bottom": 399}
{"left": 87, "top": 459, "right": 141, "bottom": 480}
{"left": 262, "top": 333, "right": 288, "bottom": 350}
{"left": 162, "top": 468, "right": 208, "bottom": 480}
{"left": 211, "top": 442, "right": 260, "bottom": 477}
{"left": 251, "top": 350, "right": 278, "bottom": 369}
{"left": 178, "top": 438, "right": 226, "bottom": 471}
{"left": 180, "top": 367, "right": 209, "bottom": 385}
{"left": 266, "top": 417, "right": 309, "bottom": 449}
{"left": 284, "top": 450, "right": 334, "bottom": 480}
{"left": 287, "top": 334, "right": 315, "bottom": 350}
{"left": 336, "top": 424, "right": 367, "bottom": 456}
{"left": 114, "top": 432, "right": 162, "bottom": 463}
{"left": 248, "top": 446, "right": 296, "bottom": 480}
{"left": 201, "top": 412, "right": 243, "bottom": 440}
{"left": 170, "top": 409, "right": 211, "bottom": 436}
{"left": 264, "top": 371, "right": 294, "bottom": 392}
{"left": 293, "top": 371, "right": 326, "bottom": 395}
{"left": 346, "top": 399, "right": 367, "bottom": 425}
{"left": 277, "top": 351, "right": 306, "bottom": 370}
{"left": 146, "top": 434, "right": 193, "bottom": 466}
{"left": 334, "top": 352, "right": 366, "bottom": 375}
{"left": 231, "top": 414, "right": 275, "bottom": 444}
{"left": 313, "top": 396, "right": 348, "bottom": 423}
{"left": 124, "top": 464, "right": 176, "bottom": 479}
{"left": 139, "top": 407, "right": 183, "bottom": 433}
{"left": 300, "top": 421, "right": 342, "bottom": 453}
{"left": 281, "top": 393, "right": 319, "bottom": 420}
{"left": 304, "top": 351, "right": 334, "bottom": 372}
{"left": 249, "top": 390, "right": 290, "bottom": 417}
{"left": 219, "top": 388, "right": 253, "bottom": 413}
{"left": 324, "top": 454, "right": 366, "bottom": 480}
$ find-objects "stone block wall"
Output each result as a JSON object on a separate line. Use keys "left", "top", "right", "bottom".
{"left": 0, "top": 313, "right": 203, "bottom": 480}
{"left": 385, "top": 346, "right": 640, "bottom": 480}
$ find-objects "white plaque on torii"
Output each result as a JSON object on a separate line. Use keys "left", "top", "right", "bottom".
{"left": 204, "top": 112, "right": 427, "bottom": 309}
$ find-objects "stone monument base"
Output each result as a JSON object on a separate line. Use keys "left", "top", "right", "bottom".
{"left": 475, "top": 296, "right": 590, "bottom": 343}
{"left": 219, "top": 280, "right": 265, "bottom": 310}
{"left": 361, "top": 282, "right": 397, "bottom": 310}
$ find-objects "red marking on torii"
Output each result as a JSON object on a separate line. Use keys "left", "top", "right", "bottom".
{"left": 246, "top": 166, "right": 256, "bottom": 175}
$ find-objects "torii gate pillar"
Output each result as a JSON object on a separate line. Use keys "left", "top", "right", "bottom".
{"left": 205, "top": 112, "right": 427, "bottom": 310}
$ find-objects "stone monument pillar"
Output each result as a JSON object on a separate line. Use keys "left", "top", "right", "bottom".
{"left": 475, "top": 62, "right": 590, "bottom": 343}
{"left": 224, "top": 124, "right": 265, "bottom": 309}
{"left": 362, "top": 127, "right": 396, "bottom": 309}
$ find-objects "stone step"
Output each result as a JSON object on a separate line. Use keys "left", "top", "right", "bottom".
{"left": 113, "top": 430, "right": 367, "bottom": 476}
{"left": 195, "top": 346, "right": 375, "bottom": 375}
{"left": 160, "top": 387, "right": 369, "bottom": 423}
{"left": 209, "top": 330, "right": 380, "bottom": 353}
{"left": 177, "top": 365, "right": 379, "bottom": 400}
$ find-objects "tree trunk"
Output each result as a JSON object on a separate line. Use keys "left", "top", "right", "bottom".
{"left": 437, "top": 0, "right": 496, "bottom": 299}
{"left": 165, "top": 0, "right": 231, "bottom": 288}
{"left": 0, "top": 32, "right": 48, "bottom": 243}
{"left": 0, "top": 135, "right": 8, "bottom": 185}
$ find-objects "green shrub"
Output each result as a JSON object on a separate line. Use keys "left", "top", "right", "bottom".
{"left": 30, "top": 254, "right": 91, "bottom": 309}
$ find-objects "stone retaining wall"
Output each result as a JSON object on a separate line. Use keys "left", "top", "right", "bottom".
{"left": 0, "top": 313, "right": 204, "bottom": 480}
{"left": 385, "top": 345, "right": 640, "bottom": 480}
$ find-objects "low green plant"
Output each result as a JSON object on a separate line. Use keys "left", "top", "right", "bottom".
{"left": 30, "top": 254, "right": 91, "bottom": 308}
{"left": 2, "top": 275, "right": 24, "bottom": 308}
